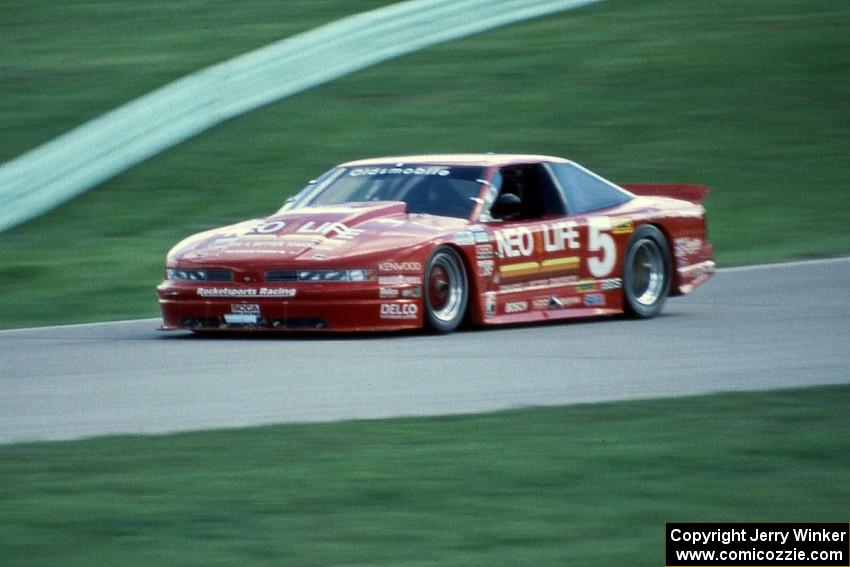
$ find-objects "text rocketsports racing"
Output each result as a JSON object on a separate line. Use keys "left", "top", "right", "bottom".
{"left": 197, "top": 287, "right": 297, "bottom": 298}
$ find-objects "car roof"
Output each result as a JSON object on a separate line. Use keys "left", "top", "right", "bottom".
{"left": 339, "top": 154, "right": 572, "bottom": 168}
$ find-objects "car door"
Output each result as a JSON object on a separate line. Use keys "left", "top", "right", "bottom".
{"left": 478, "top": 163, "right": 575, "bottom": 317}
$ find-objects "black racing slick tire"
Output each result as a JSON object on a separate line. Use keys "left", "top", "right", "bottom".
{"left": 623, "top": 225, "right": 672, "bottom": 319}
{"left": 424, "top": 246, "right": 469, "bottom": 333}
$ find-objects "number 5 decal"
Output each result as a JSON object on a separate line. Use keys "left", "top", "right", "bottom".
{"left": 588, "top": 217, "right": 616, "bottom": 277}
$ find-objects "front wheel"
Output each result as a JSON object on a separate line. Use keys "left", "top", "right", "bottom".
{"left": 424, "top": 246, "right": 468, "bottom": 333}
{"left": 623, "top": 225, "right": 671, "bottom": 318}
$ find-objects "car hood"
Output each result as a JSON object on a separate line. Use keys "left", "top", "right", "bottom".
{"left": 167, "top": 201, "right": 468, "bottom": 266}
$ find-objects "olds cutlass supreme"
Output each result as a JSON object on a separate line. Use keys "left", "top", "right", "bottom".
{"left": 157, "top": 154, "right": 714, "bottom": 333}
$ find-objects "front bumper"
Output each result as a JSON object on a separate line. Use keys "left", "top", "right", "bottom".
{"left": 157, "top": 281, "right": 423, "bottom": 332}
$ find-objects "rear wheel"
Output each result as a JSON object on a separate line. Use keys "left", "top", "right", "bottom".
{"left": 424, "top": 246, "right": 468, "bottom": 333}
{"left": 623, "top": 225, "right": 671, "bottom": 318}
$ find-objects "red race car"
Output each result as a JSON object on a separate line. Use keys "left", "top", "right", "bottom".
{"left": 157, "top": 154, "right": 714, "bottom": 333}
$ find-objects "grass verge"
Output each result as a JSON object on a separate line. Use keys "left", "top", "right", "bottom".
{"left": 1, "top": 385, "right": 849, "bottom": 566}
{"left": 1, "top": 0, "right": 849, "bottom": 328}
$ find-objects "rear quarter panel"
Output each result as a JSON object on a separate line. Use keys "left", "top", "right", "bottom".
{"left": 629, "top": 196, "right": 715, "bottom": 296}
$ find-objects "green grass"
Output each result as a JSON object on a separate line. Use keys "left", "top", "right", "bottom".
{"left": 1, "top": 0, "right": 849, "bottom": 328}
{"left": 2, "top": 385, "right": 848, "bottom": 566}
{"left": 0, "top": 0, "right": 394, "bottom": 163}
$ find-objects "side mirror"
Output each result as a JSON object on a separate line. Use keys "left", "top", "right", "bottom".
{"left": 490, "top": 193, "right": 522, "bottom": 220}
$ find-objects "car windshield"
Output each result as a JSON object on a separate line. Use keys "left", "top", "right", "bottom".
{"left": 296, "top": 165, "right": 487, "bottom": 219}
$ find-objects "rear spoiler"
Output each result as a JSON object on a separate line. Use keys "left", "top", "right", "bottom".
{"left": 619, "top": 184, "right": 710, "bottom": 204}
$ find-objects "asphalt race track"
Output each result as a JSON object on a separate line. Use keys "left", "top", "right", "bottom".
{"left": 2, "top": 258, "right": 848, "bottom": 444}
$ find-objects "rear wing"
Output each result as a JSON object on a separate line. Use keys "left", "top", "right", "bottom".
{"left": 619, "top": 184, "right": 709, "bottom": 204}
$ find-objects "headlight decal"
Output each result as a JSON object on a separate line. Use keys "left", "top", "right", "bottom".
{"left": 265, "top": 269, "right": 373, "bottom": 283}
{"left": 166, "top": 268, "right": 232, "bottom": 282}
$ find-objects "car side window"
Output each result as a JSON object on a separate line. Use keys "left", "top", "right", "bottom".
{"left": 548, "top": 162, "right": 633, "bottom": 214}
{"left": 491, "top": 164, "right": 567, "bottom": 221}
